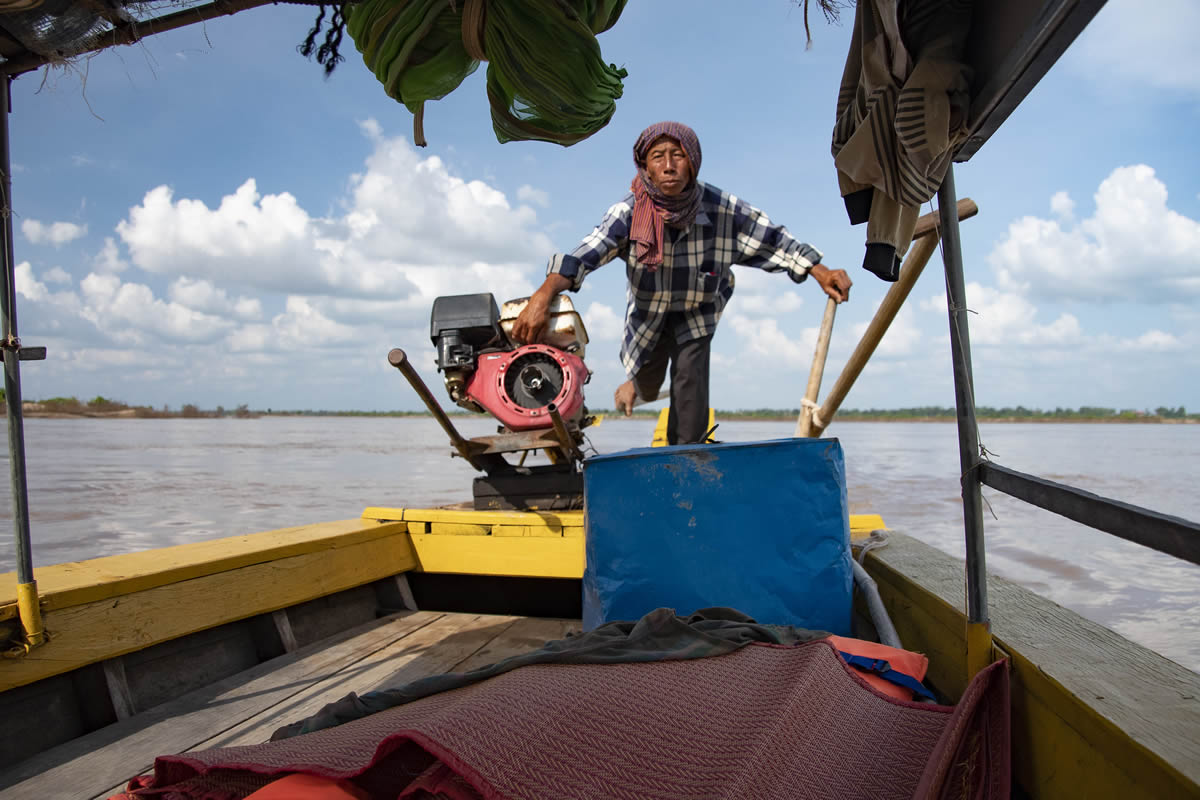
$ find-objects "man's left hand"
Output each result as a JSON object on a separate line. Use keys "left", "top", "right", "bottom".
{"left": 614, "top": 381, "right": 636, "bottom": 417}
{"left": 809, "top": 264, "right": 852, "bottom": 303}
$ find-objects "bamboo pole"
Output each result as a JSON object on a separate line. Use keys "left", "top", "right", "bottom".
{"left": 794, "top": 297, "right": 837, "bottom": 437}
{"left": 808, "top": 198, "right": 978, "bottom": 437}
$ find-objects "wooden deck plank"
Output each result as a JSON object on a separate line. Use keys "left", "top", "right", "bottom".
{"left": 87, "top": 612, "right": 559, "bottom": 800}
{"left": 191, "top": 612, "right": 522, "bottom": 751}
{"left": 449, "top": 617, "right": 580, "bottom": 673}
{"left": 0, "top": 611, "right": 444, "bottom": 800}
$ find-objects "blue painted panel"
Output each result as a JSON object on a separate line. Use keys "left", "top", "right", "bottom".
{"left": 582, "top": 437, "right": 853, "bottom": 633}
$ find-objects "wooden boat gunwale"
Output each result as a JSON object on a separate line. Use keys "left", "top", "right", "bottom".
{"left": 3, "top": 1, "right": 1200, "bottom": 797}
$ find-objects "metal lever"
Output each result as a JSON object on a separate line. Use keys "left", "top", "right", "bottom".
{"left": 388, "top": 348, "right": 495, "bottom": 472}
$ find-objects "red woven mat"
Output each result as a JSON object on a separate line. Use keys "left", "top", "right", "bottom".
{"left": 123, "top": 640, "right": 1008, "bottom": 800}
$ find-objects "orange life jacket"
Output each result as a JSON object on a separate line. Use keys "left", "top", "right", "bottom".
{"left": 828, "top": 635, "right": 932, "bottom": 702}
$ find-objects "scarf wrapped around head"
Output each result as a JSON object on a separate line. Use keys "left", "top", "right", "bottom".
{"left": 630, "top": 122, "right": 703, "bottom": 267}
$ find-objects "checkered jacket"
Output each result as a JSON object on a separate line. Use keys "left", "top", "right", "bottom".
{"left": 548, "top": 182, "right": 823, "bottom": 379}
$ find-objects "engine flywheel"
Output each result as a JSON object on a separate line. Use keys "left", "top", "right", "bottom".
{"left": 504, "top": 351, "right": 564, "bottom": 409}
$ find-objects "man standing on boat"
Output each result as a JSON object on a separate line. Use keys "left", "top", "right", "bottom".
{"left": 512, "top": 121, "right": 852, "bottom": 445}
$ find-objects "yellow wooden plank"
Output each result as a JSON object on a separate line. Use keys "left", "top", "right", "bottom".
{"left": 407, "top": 507, "right": 583, "bottom": 528}
{"left": 651, "top": 407, "right": 670, "bottom": 447}
{"left": 849, "top": 513, "right": 886, "bottom": 537}
{"left": 366, "top": 506, "right": 585, "bottom": 539}
{"left": 429, "top": 522, "right": 491, "bottom": 536}
{"left": 650, "top": 407, "right": 715, "bottom": 447}
{"left": 408, "top": 532, "right": 584, "bottom": 579}
{"left": 0, "top": 519, "right": 407, "bottom": 622}
{"left": 361, "top": 506, "right": 405, "bottom": 522}
{"left": 0, "top": 535, "right": 419, "bottom": 692}
{"left": 491, "top": 525, "right": 532, "bottom": 537}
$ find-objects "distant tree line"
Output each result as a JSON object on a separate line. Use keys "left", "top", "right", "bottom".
{"left": 723, "top": 405, "right": 1194, "bottom": 421}
{"left": 15, "top": 396, "right": 1197, "bottom": 422}
{"left": 23, "top": 396, "right": 257, "bottom": 418}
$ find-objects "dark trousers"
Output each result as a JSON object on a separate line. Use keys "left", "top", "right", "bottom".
{"left": 633, "top": 321, "right": 713, "bottom": 445}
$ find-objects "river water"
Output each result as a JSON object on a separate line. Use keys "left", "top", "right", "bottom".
{"left": 3, "top": 417, "right": 1198, "bottom": 672}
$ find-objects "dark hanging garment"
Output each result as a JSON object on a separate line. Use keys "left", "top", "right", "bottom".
{"left": 832, "top": 0, "right": 974, "bottom": 281}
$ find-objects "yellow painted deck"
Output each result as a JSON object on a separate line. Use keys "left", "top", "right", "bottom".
{"left": 1, "top": 610, "right": 580, "bottom": 800}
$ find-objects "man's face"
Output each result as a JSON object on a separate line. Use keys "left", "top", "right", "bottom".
{"left": 644, "top": 136, "right": 692, "bottom": 196}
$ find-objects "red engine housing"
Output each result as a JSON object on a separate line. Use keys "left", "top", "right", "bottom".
{"left": 465, "top": 344, "right": 589, "bottom": 431}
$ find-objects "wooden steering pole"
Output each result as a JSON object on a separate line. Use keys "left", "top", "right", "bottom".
{"left": 795, "top": 297, "right": 838, "bottom": 438}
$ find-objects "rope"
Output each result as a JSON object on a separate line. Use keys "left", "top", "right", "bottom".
{"left": 800, "top": 398, "right": 825, "bottom": 431}
{"left": 853, "top": 529, "right": 890, "bottom": 565}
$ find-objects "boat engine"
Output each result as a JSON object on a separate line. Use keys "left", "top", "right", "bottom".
{"left": 388, "top": 293, "right": 591, "bottom": 511}
{"left": 430, "top": 293, "right": 591, "bottom": 431}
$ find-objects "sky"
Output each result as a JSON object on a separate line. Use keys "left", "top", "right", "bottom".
{"left": 7, "top": 0, "right": 1200, "bottom": 414}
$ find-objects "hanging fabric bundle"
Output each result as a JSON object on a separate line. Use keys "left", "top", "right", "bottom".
{"left": 831, "top": 0, "right": 974, "bottom": 282}
{"left": 331, "top": 0, "right": 628, "bottom": 147}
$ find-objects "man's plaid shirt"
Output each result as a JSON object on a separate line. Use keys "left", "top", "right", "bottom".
{"left": 547, "top": 182, "right": 823, "bottom": 379}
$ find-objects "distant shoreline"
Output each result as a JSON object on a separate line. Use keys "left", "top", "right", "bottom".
{"left": 19, "top": 405, "right": 1197, "bottom": 424}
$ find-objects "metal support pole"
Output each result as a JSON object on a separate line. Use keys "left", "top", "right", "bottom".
{"left": 1, "top": 76, "right": 44, "bottom": 649}
{"left": 938, "top": 166, "right": 990, "bottom": 673}
{"left": 545, "top": 403, "right": 578, "bottom": 461}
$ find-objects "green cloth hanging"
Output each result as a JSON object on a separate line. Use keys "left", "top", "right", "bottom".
{"left": 345, "top": 0, "right": 629, "bottom": 146}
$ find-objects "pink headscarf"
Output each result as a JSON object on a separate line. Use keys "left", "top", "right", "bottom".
{"left": 630, "top": 122, "right": 703, "bottom": 267}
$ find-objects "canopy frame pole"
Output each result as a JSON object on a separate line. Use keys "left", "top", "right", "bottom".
{"left": 937, "top": 165, "right": 990, "bottom": 676}
{"left": 0, "top": 0, "right": 282, "bottom": 77}
{"left": 1, "top": 76, "right": 45, "bottom": 651}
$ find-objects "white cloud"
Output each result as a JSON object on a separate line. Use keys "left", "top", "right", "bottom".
{"left": 988, "top": 165, "right": 1200, "bottom": 302}
{"left": 112, "top": 125, "right": 551, "bottom": 303}
{"left": 729, "top": 266, "right": 806, "bottom": 316}
{"left": 79, "top": 273, "right": 235, "bottom": 344}
{"left": 1049, "top": 190, "right": 1074, "bottom": 221}
{"left": 1115, "top": 330, "right": 1183, "bottom": 353}
{"left": 22, "top": 219, "right": 87, "bottom": 246}
{"left": 920, "top": 283, "right": 1182, "bottom": 357}
{"left": 726, "top": 312, "right": 817, "bottom": 368}
{"left": 14, "top": 262, "right": 48, "bottom": 302}
{"left": 168, "top": 277, "right": 262, "bottom": 320}
{"left": 228, "top": 297, "right": 357, "bottom": 353}
{"left": 582, "top": 302, "right": 622, "bottom": 342}
{"left": 43, "top": 266, "right": 72, "bottom": 285}
{"left": 94, "top": 237, "right": 129, "bottom": 273}
{"left": 1071, "top": 0, "right": 1200, "bottom": 93}
{"left": 517, "top": 185, "right": 550, "bottom": 207}
{"left": 921, "top": 282, "right": 1082, "bottom": 347}
{"left": 848, "top": 305, "right": 922, "bottom": 356}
